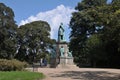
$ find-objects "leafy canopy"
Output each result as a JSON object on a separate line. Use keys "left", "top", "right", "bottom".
{"left": 69, "top": 0, "right": 120, "bottom": 68}
{"left": 0, "top": 3, "right": 17, "bottom": 59}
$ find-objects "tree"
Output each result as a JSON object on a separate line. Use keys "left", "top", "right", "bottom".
{"left": 0, "top": 3, "right": 17, "bottom": 59}
{"left": 69, "top": 0, "right": 120, "bottom": 68}
{"left": 16, "top": 21, "right": 53, "bottom": 63}
{"left": 85, "top": 34, "right": 108, "bottom": 67}
{"left": 69, "top": 0, "right": 107, "bottom": 66}
{"left": 102, "top": 0, "right": 120, "bottom": 67}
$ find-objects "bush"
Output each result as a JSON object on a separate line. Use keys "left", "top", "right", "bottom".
{"left": 0, "top": 59, "right": 28, "bottom": 71}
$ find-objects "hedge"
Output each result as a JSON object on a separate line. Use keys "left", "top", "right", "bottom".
{"left": 0, "top": 59, "right": 28, "bottom": 71}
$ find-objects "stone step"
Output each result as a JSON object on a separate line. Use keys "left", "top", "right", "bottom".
{"left": 57, "top": 64, "right": 79, "bottom": 69}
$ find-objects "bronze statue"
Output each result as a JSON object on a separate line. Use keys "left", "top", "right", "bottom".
{"left": 58, "top": 23, "right": 65, "bottom": 42}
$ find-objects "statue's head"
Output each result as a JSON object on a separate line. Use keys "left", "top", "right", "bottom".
{"left": 60, "top": 22, "right": 63, "bottom": 26}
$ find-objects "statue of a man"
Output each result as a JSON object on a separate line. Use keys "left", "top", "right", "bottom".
{"left": 58, "top": 23, "right": 65, "bottom": 42}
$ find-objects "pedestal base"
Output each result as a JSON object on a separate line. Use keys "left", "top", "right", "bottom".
{"left": 57, "top": 57, "right": 77, "bottom": 68}
{"left": 60, "top": 57, "right": 73, "bottom": 64}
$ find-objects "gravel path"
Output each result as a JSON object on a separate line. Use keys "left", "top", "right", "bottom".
{"left": 38, "top": 67, "right": 120, "bottom": 80}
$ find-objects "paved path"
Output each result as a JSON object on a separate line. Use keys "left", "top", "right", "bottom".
{"left": 38, "top": 67, "right": 120, "bottom": 80}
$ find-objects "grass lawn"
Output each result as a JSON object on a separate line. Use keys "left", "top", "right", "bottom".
{"left": 0, "top": 71, "right": 45, "bottom": 80}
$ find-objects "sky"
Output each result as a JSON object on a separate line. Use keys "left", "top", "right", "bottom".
{"left": 0, "top": 0, "right": 111, "bottom": 41}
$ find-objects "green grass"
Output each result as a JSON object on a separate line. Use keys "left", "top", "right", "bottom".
{"left": 0, "top": 71, "right": 45, "bottom": 80}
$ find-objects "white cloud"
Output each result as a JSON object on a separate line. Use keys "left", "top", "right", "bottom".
{"left": 19, "top": 5, "right": 75, "bottom": 39}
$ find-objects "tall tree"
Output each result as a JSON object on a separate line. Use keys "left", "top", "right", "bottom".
{"left": 69, "top": 0, "right": 107, "bottom": 66}
{"left": 69, "top": 0, "right": 120, "bottom": 68}
{"left": 16, "top": 21, "right": 52, "bottom": 63}
{"left": 0, "top": 3, "right": 17, "bottom": 59}
{"left": 102, "top": 0, "right": 120, "bottom": 67}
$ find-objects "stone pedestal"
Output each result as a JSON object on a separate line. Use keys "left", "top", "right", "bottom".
{"left": 59, "top": 57, "right": 73, "bottom": 65}
{"left": 57, "top": 57, "right": 76, "bottom": 68}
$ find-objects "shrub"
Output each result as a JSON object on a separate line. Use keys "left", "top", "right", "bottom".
{"left": 0, "top": 59, "right": 28, "bottom": 71}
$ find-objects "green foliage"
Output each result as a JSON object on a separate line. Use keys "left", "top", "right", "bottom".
{"left": 0, "top": 3, "right": 17, "bottom": 59}
{"left": 0, "top": 59, "right": 28, "bottom": 71}
{"left": 0, "top": 3, "right": 55, "bottom": 63}
{"left": 85, "top": 35, "right": 108, "bottom": 67}
{"left": 70, "top": 0, "right": 120, "bottom": 68}
{"left": 0, "top": 71, "right": 45, "bottom": 80}
{"left": 16, "top": 21, "right": 52, "bottom": 63}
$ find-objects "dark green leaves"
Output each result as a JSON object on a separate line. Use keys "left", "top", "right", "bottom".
{"left": 69, "top": 0, "right": 120, "bottom": 68}
{"left": 16, "top": 21, "right": 52, "bottom": 62}
{"left": 0, "top": 3, "right": 17, "bottom": 59}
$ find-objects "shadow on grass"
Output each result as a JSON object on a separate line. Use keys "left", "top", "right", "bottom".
{"left": 50, "top": 71, "right": 120, "bottom": 80}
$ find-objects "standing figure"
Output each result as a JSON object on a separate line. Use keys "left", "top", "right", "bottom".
{"left": 58, "top": 23, "right": 65, "bottom": 42}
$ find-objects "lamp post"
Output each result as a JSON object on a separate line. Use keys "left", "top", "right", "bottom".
{"left": 0, "top": 18, "right": 2, "bottom": 27}
{"left": 32, "top": 48, "right": 37, "bottom": 72}
{"left": 32, "top": 52, "right": 35, "bottom": 72}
